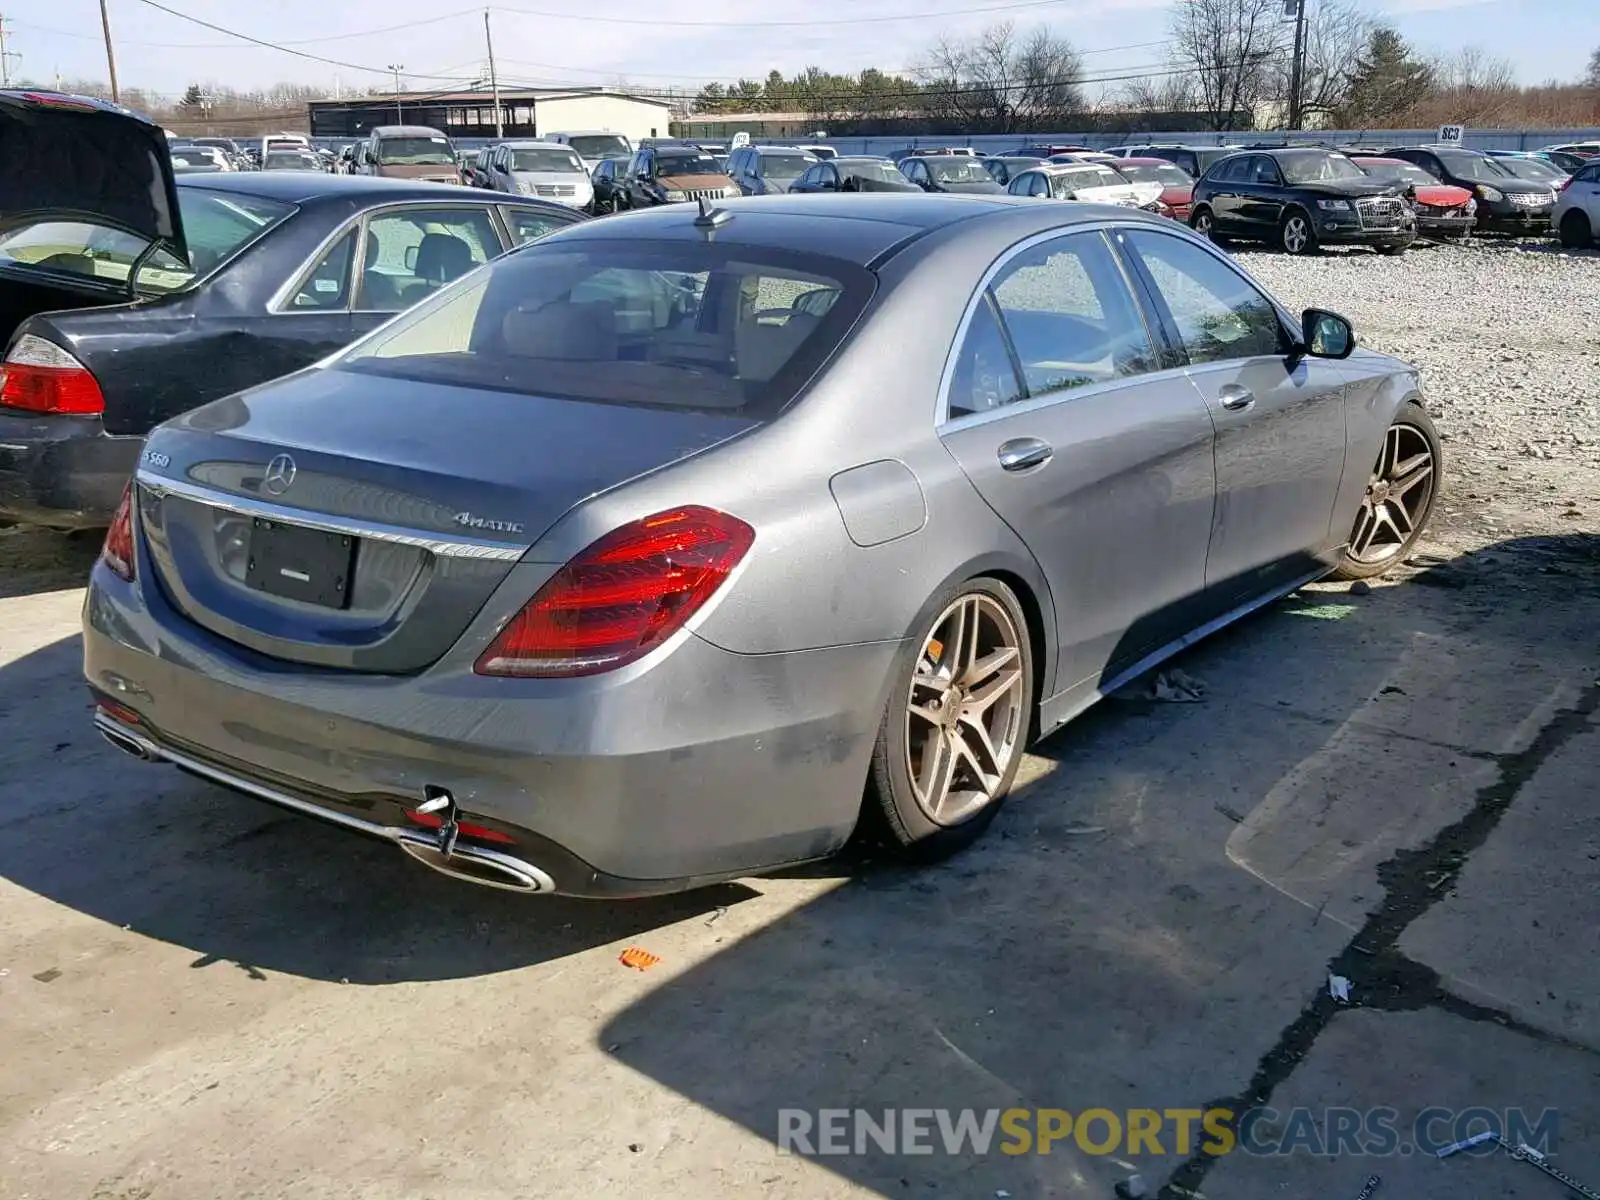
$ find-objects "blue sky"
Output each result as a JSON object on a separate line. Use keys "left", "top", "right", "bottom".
{"left": 3, "top": 0, "right": 1595, "bottom": 102}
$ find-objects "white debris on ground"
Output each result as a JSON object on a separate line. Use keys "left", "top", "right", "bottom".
{"left": 1239, "top": 238, "right": 1600, "bottom": 543}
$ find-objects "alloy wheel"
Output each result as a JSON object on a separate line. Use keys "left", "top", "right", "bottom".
{"left": 1193, "top": 211, "right": 1214, "bottom": 239}
{"left": 1282, "top": 214, "right": 1311, "bottom": 254}
{"left": 1348, "top": 422, "right": 1436, "bottom": 564}
{"left": 905, "top": 593, "right": 1026, "bottom": 826}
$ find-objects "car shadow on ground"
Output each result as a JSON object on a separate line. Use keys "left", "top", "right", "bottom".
{"left": 596, "top": 533, "right": 1600, "bottom": 1199}
{"left": 0, "top": 528, "right": 101, "bottom": 600}
{"left": 0, "top": 633, "right": 753, "bottom": 985}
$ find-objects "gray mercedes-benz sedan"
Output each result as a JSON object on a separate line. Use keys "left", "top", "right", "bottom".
{"left": 83, "top": 194, "right": 1440, "bottom": 897}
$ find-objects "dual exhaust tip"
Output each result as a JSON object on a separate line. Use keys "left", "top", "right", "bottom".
{"left": 96, "top": 715, "right": 557, "bottom": 894}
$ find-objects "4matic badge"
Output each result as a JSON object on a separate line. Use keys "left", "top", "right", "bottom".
{"left": 453, "top": 511, "right": 525, "bottom": 535}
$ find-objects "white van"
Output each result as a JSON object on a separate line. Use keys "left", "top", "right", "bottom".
{"left": 543, "top": 130, "right": 634, "bottom": 171}
{"left": 260, "top": 132, "right": 311, "bottom": 160}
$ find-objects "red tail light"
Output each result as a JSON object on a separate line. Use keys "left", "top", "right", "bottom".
{"left": 475, "top": 506, "right": 755, "bottom": 678}
{"left": 101, "top": 483, "right": 136, "bottom": 581}
{"left": 0, "top": 335, "right": 105, "bottom": 415}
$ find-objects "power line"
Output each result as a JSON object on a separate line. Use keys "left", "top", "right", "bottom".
{"left": 128, "top": 0, "right": 477, "bottom": 78}
{"left": 493, "top": 39, "right": 1178, "bottom": 85}
{"left": 491, "top": 0, "right": 1104, "bottom": 27}
{"left": 14, "top": 9, "right": 479, "bottom": 50}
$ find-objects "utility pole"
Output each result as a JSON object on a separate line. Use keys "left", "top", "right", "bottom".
{"left": 388, "top": 63, "right": 404, "bottom": 122}
{"left": 99, "top": 0, "right": 120, "bottom": 103}
{"left": 1286, "top": 0, "right": 1308, "bottom": 132}
{"left": 484, "top": 8, "right": 502, "bottom": 137}
{"left": 0, "top": 17, "right": 17, "bottom": 89}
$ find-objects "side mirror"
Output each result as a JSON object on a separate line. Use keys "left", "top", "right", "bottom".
{"left": 821, "top": 178, "right": 838, "bottom": 191}
{"left": 1301, "top": 308, "right": 1354, "bottom": 359}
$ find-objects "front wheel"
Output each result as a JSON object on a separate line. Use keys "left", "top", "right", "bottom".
{"left": 1377, "top": 243, "right": 1409, "bottom": 256}
{"left": 1330, "top": 400, "right": 1442, "bottom": 581}
{"left": 1559, "top": 210, "right": 1593, "bottom": 248}
{"left": 867, "top": 578, "right": 1034, "bottom": 860}
{"left": 1279, "top": 210, "right": 1316, "bottom": 255}
{"left": 1190, "top": 207, "right": 1216, "bottom": 241}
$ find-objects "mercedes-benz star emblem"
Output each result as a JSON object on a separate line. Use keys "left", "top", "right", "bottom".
{"left": 263, "top": 453, "right": 297, "bottom": 496}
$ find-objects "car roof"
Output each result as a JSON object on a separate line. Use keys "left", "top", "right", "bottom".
{"left": 1030, "top": 162, "right": 1111, "bottom": 174}
{"left": 544, "top": 194, "right": 1110, "bottom": 263}
{"left": 751, "top": 145, "right": 815, "bottom": 154}
{"left": 368, "top": 125, "right": 448, "bottom": 137}
{"left": 500, "top": 140, "right": 573, "bottom": 150}
{"left": 173, "top": 172, "right": 511, "bottom": 205}
{"left": 1119, "top": 156, "right": 1186, "bottom": 166}
{"left": 1350, "top": 156, "right": 1407, "bottom": 164}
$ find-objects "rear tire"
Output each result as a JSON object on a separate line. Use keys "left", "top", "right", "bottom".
{"left": 867, "top": 577, "right": 1034, "bottom": 861}
{"left": 1377, "top": 243, "right": 1408, "bottom": 256}
{"left": 1190, "top": 206, "right": 1217, "bottom": 241}
{"left": 1559, "top": 210, "right": 1593, "bottom": 249}
{"left": 1279, "top": 209, "right": 1316, "bottom": 255}
{"left": 1330, "top": 400, "right": 1442, "bottom": 581}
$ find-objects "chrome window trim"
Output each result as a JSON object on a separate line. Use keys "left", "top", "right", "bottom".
{"left": 135, "top": 470, "right": 529, "bottom": 562}
{"left": 266, "top": 198, "right": 517, "bottom": 315}
{"left": 934, "top": 221, "right": 1175, "bottom": 430}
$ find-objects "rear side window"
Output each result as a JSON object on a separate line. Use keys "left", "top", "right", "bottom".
{"left": 502, "top": 207, "right": 570, "bottom": 246}
{"left": 337, "top": 240, "right": 874, "bottom": 416}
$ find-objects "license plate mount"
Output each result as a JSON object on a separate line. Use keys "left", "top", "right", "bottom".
{"left": 244, "top": 518, "right": 356, "bottom": 609}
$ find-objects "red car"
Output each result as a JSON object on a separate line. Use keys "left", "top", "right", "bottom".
{"left": 1115, "top": 156, "right": 1195, "bottom": 222}
{"left": 1352, "top": 157, "right": 1476, "bottom": 238}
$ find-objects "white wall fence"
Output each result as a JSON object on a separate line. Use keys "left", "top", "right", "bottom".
{"left": 716, "top": 127, "right": 1600, "bottom": 155}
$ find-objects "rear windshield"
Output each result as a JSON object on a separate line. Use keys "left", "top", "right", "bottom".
{"left": 336, "top": 240, "right": 874, "bottom": 417}
{"left": 264, "top": 151, "right": 318, "bottom": 169}
{"left": 0, "top": 190, "right": 292, "bottom": 295}
{"left": 928, "top": 159, "right": 996, "bottom": 184}
{"left": 566, "top": 135, "right": 631, "bottom": 159}
{"left": 760, "top": 153, "right": 815, "bottom": 180}
{"left": 1119, "top": 161, "right": 1192, "bottom": 186}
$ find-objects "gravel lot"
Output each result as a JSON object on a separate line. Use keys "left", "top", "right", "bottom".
{"left": 1237, "top": 237, "right": 1600, "bottom": 544}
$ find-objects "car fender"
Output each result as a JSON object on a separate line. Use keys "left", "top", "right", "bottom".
{"left": 1329, "top": 355, "right": 1424, "bottom": 542}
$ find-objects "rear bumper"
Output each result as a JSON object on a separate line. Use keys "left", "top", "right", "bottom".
{"left": 83, "top": 556, "right": 899, "bottom": 896}
{"left": 0, "top": 410, "right": 140, "bottom": 529}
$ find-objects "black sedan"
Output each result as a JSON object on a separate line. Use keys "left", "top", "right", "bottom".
{"left": 788, "top": 157, "right": 920, "bottom": 194}
{"left": 1189, "top": 148, "right": 1415, "bottom": 255}
{"left": 0, "top": 96, "right": 582, "bottom": 529}
{"left": 1383, "top": 146, "right": 1558, "bottom": 234}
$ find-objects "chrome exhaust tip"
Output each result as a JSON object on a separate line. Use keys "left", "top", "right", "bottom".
{"left": 98, "top": 722, "right": 159, "bottom": 762}
{"left": 396, "top": 834, "right": 555, "bottom": 894}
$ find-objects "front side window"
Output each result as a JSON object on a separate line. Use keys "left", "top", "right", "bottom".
{"left": 336, "top": 240, "right": 874, "bottom": 417}
{"left": 357, "top": 207, "right": 500, "bottom": 312}
{"left": 1251, "top": 157, "right": 1283, "bottom": 185}
{"left": 1125, "top": 231, "right": 1287, "bottom": 364}
{"left": 989, "top": 232, "right": 1157, "bottom": 396}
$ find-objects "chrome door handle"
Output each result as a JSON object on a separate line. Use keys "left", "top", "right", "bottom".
{"left": 998, "top": 437, "right": 1054, "bottom": 472}
{"left": 1218, "top": 385, "right": 1255, "bottom": 412}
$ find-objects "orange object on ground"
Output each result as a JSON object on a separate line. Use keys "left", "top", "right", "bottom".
{"left": 619, "top": 947, "right": 661, "bottom": 970}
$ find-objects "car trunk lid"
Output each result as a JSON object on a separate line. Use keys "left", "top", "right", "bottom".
{"left": 0, "top": 90, "right": 184, "bottom": 259}
{"left": 136, "top": 369, "right": 760, "bottom": 673}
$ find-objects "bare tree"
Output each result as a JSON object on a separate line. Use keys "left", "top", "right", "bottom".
{"left": 1587, "top": 46, "right": 1600, "bottom": 88}
{"left": 915, "top": 22, "right": 1084, "bottom": 133}
{"left": 1115, "top": 70, "right": 1202, "bottom": 127}
{"left": 1291, "top": 0, "right": 1373, "bottom": 124}
{"left": 1169, "top": 0, "right": 1287, "bottom": 130}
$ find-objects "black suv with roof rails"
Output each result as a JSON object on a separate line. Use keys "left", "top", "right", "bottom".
{"left": 1382, "top": 144, "right": 1559, "bottom": 234}
{"left": 1189, "top": 147, "right": 1416, "bottom": 255}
